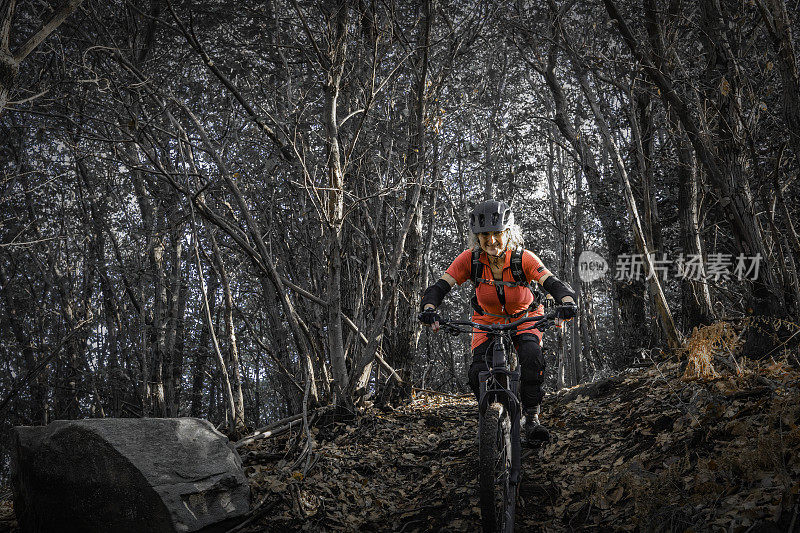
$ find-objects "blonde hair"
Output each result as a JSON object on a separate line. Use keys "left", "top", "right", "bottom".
{"left": 467, "top": 223, "right": 524, "bottom": 251}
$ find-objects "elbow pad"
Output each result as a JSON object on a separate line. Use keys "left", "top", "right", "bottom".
{"left": 420, "top": 279, "right": 451, "bottom": 310}
{"left": 542, "top": 275, "right": 576, "bottom": 304}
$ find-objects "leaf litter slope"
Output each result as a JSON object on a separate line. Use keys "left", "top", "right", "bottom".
{"left": 237, "top": 358, "right": 800, "bottom": 532}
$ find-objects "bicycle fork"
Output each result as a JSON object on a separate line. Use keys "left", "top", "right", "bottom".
{"left": 479, "top": 368, "right": 522, "bottom": 533}
{"left": 478, "top": 367, "right": 523, "bottom": 485}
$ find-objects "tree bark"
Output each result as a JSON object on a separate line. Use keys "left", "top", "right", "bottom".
{"left": 209, "top": 229, "right": 246, "bottom": 430}
{"left": 321, "top": 0, "right": 350, "bottom": 404}
{"left": 190, "top": 269, "right": 218, "bottom": 419}
{"left": 641, "top": 0, "right": 715, "bottom": 330}
{"left": 756, "top": 0, "right": 800, "bottom": 165}
{"left": 572, "top": 171, "right": 588, "bottom": 382}
{"left": 674, "top": 121, "right": 716, "bottom": 329}
{"left": 190, "top": 208, "right": 237, "bottom": 433}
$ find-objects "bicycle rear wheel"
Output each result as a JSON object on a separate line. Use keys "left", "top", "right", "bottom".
{"left": 479, "top": 402, "right": 513, "bottom": 532}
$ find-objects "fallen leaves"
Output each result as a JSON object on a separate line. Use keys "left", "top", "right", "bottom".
{"left": 231, "top": 361, "right": 800, "bottom": 532}
{"left": 238, "top": 390, "right": 482, "bottom": 531}
{"left": 521, "top": 359, "right": 800, "bottom": 531}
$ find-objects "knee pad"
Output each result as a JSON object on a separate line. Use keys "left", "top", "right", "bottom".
{"left": 468, "top": 361, "right": 489, "bottom": 398}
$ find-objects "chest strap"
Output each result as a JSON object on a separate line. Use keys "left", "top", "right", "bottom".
{"left": 480, "top": 309, "right": 531, "bottom": 320}
{"left": 476, "top": 278, "right": 531, "bottom": 288}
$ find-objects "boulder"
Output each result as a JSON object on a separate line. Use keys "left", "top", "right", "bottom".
{"left": 11, "top": 418, "right": 250, "bottom": 533}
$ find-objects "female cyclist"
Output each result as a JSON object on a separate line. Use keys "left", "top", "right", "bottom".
{"left": 419, "top": 199, "right": 576, "bottom": 441}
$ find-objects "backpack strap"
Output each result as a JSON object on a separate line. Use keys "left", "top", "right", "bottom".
{"left": 469, "top": 248, "right": 485, "bottom": 315}
{"left": 509, "top": 246, "right": 546, "bottom": 310}
{"left": 510, "top": 246, "right": 527, "bottom": 285}
{"left": 475, "top": 278, "right": 528, "bottom": 288}
{"left": 472, "top": 247, "right": 529, "bottom": 288}
{"left": 470, "top": 248, "right": 482, "bottom": 286}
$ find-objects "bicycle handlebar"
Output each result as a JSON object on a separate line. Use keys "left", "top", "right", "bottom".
{"left": 438, "top": 305, "right": 572, "bottom": 335}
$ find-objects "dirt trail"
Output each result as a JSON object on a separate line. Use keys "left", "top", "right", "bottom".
{"left": 238, "top": 358, "right": 800, "bottom": 532}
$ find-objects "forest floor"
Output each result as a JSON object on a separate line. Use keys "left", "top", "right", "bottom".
{"left": 1, "top": 355, "right": 799, "bottom": 532}
{"left": 234, "top": 356, "right": 800, "bottom": 532}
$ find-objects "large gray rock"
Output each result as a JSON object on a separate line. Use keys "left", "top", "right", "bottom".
{"left": 11, "top": 418, "right": 250, "bottom": 533}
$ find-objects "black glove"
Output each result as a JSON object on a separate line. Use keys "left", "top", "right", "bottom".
{"left": 418, "top": 308, "right": 440, "bottom": 325}
{"left": 555, "top": 303, "right": 577, "bottom": 320}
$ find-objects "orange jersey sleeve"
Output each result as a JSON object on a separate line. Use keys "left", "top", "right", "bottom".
{"left": 445, "top": 249, "right": 473, "bottom": 285}
{"left": 522, "top": 249, "right": 552, "bottom": 284}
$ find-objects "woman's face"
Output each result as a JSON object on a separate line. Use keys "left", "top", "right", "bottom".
{"left": 478, "top": 230, "right": 508, "bottom": 257}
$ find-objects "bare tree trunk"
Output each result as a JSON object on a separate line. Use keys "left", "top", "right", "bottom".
{"left": 346, "top": 184, "right": 425, "bottom": 396}
{"left": 756, "top": 0, "right": 800, "bottom": 317}
{"left": 163, "top": 228, "right": 187, "bottom": 417}
{"left": 0, "top": 49, "right": 17, "bottom": 116}
{"left": 546, "top": 129, "right": 568, "bottom": 388}
{"left": 757, "top": 0, "right": 800, "bottom": 165}
{"left": 190, "top": 269, "right": 218, "bottom": 418}
{"left": 320, "top": 0, "right": 350, "bottom": 404}
{"left": 574, "top": 66, "right": 682, "bottom": 350}
{"left": 21, "top": 170, "right": 89, "bottom": 419}
{"left": 642, "top": 0, "right": 715, "bottom": 331}
{"left": 0, "top": 263, "right": 47, "bottom": 424}
{"left": 210, "top": 229, "right": 246, "bottom": 429}
{"left": 352, "top": 209, "right": 384, "bottom": 398}
{"left": 168, "top": 250, "right": 188, "bottom": 417}
{"left": 628, "top": 90, "right": 662, "bottom": 344}
{"left": 190, "top": 210, "right": 237, "bottom": 433}
{"left": 572, "top": 172, "right": 587, "bottom": 383}
{"left": 674, "top": 122, "right": 715, "bottom": 329}
{"left": 697, "top": 0, "right": 786, "bottom": 354}
{"left": 259, "top": 277, "right": 305, "bottom": 413}
{"left": 383, "top": 0, "right": 432, "bottom": 403}
{"left": 174, "top": 98, "right": 319, "bottom": 409}
{"left": 533, "top": 25, "right": 648, "bottom": 363}
{"left": 150, "top": 229, "right": 168, "bottom": 418}
{"left": 606, "top": 0, "right": 784, "bottom": 329}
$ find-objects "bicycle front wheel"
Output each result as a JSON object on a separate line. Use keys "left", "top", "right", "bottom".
{"left": 479, "top": 402, "right": 514, "bottom": 532}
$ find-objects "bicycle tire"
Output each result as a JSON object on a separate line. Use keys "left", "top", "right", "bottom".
{"left": 479, "top": 402, "right": 513, "bottom": 532}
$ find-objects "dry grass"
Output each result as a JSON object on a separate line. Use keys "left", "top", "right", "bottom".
{"left": 682, "top": 322, "right": 742, "bottom": 379}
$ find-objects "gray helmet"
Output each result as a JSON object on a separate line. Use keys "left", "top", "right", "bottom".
{"left": 469, "top": 200, "right": 514, "bottom": 233}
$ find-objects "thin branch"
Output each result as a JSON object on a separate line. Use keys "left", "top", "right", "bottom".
{"left": 277, "top": 272, "right": 402, "bottom": 384}
{"left": 165, "top": 0, "right": 293, "bottom": 161}
{"left": 235, "top": 412, "right": 305, "bottom": 448}
{"left": 290, "top": 0, "right": 327, "bottom": 71}
{"left": 13, "top": 0, "right": 83, "bottom": 62}
{"left": 6, "top": 88, "right": 49, "bottom": 106}
{"left": 338, "top": 108, "right": 364, "bottom": 128}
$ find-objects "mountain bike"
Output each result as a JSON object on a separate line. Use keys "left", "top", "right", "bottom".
{"left": 439, "top": 307, "right": 566, "bottom": 533}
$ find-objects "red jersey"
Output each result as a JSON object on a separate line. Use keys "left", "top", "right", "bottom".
{"left": 445, "top": 248, "right": 552, "bottom": 349}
